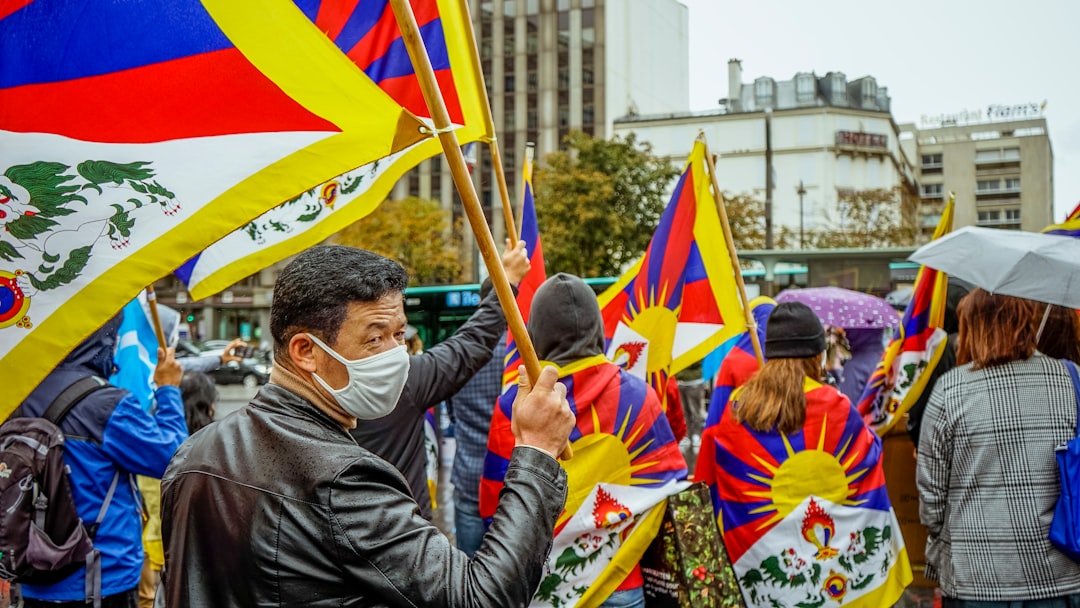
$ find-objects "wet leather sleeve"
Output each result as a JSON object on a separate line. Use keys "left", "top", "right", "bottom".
{"left": 329, "top": 446, "right": 566, "bottom": 607}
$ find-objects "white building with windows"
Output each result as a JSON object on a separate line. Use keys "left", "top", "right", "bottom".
{"left": 612, "top": 60, "right": 916, "bottom": 247}
{"left": 900, "top": 114, "right": 1053, "bottom": 236}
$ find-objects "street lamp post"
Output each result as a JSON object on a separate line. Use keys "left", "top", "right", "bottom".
{"left": 797, "top": 180, "right": 807, "bottom": 249}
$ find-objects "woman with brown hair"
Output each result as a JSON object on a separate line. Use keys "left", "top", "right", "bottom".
{"left": 697, "top": 302, "right": 911, "bottom": 607}
{"left": 917, "top": 288, "right": 1080, "bottom": 607}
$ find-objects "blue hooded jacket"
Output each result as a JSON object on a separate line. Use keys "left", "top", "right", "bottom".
{"left": 17, "top": 314, "right": 188, "bottom": 601}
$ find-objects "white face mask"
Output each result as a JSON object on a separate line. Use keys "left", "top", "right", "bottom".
{"left": 306, "top": 333, "right": 411, "bottom": 420}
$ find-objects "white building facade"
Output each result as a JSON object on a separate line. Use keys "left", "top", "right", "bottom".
{"left": 613, "top": 61, "right": 916, "bottom": 246}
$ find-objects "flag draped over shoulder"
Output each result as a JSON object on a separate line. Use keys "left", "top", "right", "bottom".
{"left": 481, "top": 358, "right": 688, "bottom": 608}
{"left": 0, "top": 0, "right": 471, "bottom": 413}
{"left": 176, "top": 0, "right": 493, "bottom": 299}
{"left": 856, "top": 196, "right": 955, "bottom": 434}
{"left": 702, "top": 297, "right": 774, "bottom": 430}
{"left": 697, "top": 379, "right": 912, "bottom": 607}
{"left": 1043, "top": 202, "right": 1080, "bottom": 238}
{"left": 502, "top": 155, "right": 546, "bottom": 389}
{"left": 597, "top": 141, "right": 744, "bottom": 412}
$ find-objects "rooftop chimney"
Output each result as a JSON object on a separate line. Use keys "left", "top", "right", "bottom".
{"left": 728, "top": 59, "right": 743, "bottom": 113}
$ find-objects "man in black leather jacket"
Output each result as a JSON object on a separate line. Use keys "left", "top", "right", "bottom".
{"left": 351, "top": 240, "right": 529, "bottom": 520}
{"left": 161, "top": 246, "right": 574, "bottom": 607}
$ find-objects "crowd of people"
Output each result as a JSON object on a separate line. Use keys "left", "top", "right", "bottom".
{"left": 6, "top": 242, "right": 1080, "bottom": 607}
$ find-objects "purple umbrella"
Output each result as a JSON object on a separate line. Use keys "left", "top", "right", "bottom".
{"left": 774, "top": 287, "right": 900, "bottom": 330}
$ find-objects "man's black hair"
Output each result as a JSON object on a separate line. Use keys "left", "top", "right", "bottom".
{"left": 271, "top": 245, "right": 408, "bottom": 359}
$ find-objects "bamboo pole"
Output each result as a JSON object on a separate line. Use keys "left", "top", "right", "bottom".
{"left": 144, "top": 286, "right": 168, "bottom": 350}
{"left": 700, "top": 134, "right": 765, "bottom": 367}
{"left": 389, "top": 0, "right": 570, "bottom": 458}
{"left": 457, "top": 0, "right": 517, "bottom": 242}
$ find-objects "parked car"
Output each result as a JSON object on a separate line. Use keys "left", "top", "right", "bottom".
{"left": 211, "top": 357, "right": 271, "bottom": 388}
{"left": 174, "top": 340, "right": 271, "bottom": 388}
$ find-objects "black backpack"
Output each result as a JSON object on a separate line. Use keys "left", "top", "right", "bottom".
{"left": 0, "top": 376, "right": 119, "bottom": 593}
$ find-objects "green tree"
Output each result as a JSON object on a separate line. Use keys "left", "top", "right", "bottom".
{"left": 720, "top": 192, "right": 767, "bottom": 251}
{"left": 808, "top": 187, "right": 918, "bottom": 248}
{"left": 533, "top": 131, "right": 680, "bottom": 277}
{"left": 333, "top": 196, "right": 463, "bottom": 284}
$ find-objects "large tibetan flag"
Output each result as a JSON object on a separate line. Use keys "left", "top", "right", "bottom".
{"left": 697, "top": 380, "right": 912, "bottom": 607}
{"left": 598, "top": 141, "right": 745, "bottom": 412}
{"left": 1043, "top": 201, "right": 1080, "bottom": 238}
{"left": 502, "top": 154, "right": 546, "bottom": 388}
{"left": 0, "top": 0, "right": 488, "bottom": 413}
{"left": 480, "top": 358, "right": 688, "bottom": 607}
{"left": 174, "top": 0, "right": 493, "bottom": 299}
{"left": 856, "top": 196, "right": 955, "bottom": 434}
{"left": 702, "top": 296, "right": 774, "bottom": 430}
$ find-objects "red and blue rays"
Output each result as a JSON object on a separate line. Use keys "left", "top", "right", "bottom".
{"left": 502, "top": 161, "right": 546, "bottom": 388}
{"left": 1, "top": 0, "right": 458, "bottom": 142}
{"left": 0, "top": 0, "right": 335, "bottom": 142}
{"left": 697, "top": 381, "right": 890, "bottom": 563}
{"left": 1043, "top": 202, "right": 1080, "bottom": 239}
{"left": 599, "top": 156, "right": 720, "bottom": 409}
{"left": 294, "top": 0, "right": 467, "bottom": 124}
{"left": 856, "top": 196, "right": 954, "bottom": 433}
{"left": 479, "top": 360, "right": 687, "bottom": 529}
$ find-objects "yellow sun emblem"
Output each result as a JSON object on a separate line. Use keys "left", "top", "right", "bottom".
{"left": 743, "top": 413, "right": 868, "bottom": 529}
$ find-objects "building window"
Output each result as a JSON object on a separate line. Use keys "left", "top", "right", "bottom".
{"left": 754, "top": 78, "right": 774, "bottom": 108}
{"left": 504, "top": 109, "right": 515, "bottom": 130}
{"left": 1004, "top": 147, "right": 1021, "bottom": 160}
{"left": 526, "top": 31, "right": 538, "bottom": 54}
{"left": 795, "top": 74, "right": 815, "bottom": 103}
{"left": 559, "top": 106, "right": 569, "bottom": 128}
{"left": 527, "top": 109, "right": 537, "bottom": 130}
{"left": 976, "top": 179, "right": 1000, "bottom": 193}
{"left": 527, "top": 69, "right": 537, "bottom": 90}
{"left": 526, "top": 0, "right": 538, "bottom": 14}
{"left": 921, "top": 183, "right": 943, "bottom": 198}
{"left": 504, "top": 0, "right": 516, "bottom": 17}
{"left": 1005, "top": 178, "right": 1021, "bottom": 191}
{"left": 975, "top": 149, "right": 1001, "bottom": 163}
{"left": 977, "top": 210, "right": 1001, "bottom": 224}
{"left": 504, "top": 76, "right": 514, "bottom": 92}
{"left": 1005, "top": 209, "right": 1021, "bottom": 221}
{"left": 583, "top": 66, "right": 594, "bottom": 85}
{"left": 861, "top": 78, "right": 877, "bottom": 105}
{"left": 583, "top": 104, "right": 594, "bottom": 126}
{"left": 921, "top": 153, "right": 942, "bottom": 168}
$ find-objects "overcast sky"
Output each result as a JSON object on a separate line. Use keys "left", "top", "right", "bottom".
{"left": 681, "top": 0, "right": 1079, "bottom": 221}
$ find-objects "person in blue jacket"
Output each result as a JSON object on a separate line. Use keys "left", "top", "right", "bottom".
{"left": 16, "top": 314, "right": 188, "bottom": 608}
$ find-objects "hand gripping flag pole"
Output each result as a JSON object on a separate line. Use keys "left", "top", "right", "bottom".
{"left": 700, "top": 132, "right": 765, "bottom": 367}
{"left": 389, "top": 0, "right": 571, "bottom": 459}
{"left": 457, "top": 0, "right": 518, "bottom": 242}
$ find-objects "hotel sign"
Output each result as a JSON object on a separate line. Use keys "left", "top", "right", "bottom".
{"left": 835, "top": 131, "right": 888, "bottom": 148}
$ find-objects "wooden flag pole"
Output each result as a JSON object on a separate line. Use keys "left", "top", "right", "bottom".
{"left": 490, "top": 143, "right": 519, "bottom": 242}
{"left": 144, "top": 286, "right": 168, "bottom": 350}
{"left": 389, "top": 0, "right": 570, "bottom": 458}
{"left": 457, "top": 0, "right": 518, "bottom": 242}
{"left": 700, "top": 134, "right": 765, "bottom": 367}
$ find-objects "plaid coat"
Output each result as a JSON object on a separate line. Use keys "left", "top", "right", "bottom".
{"left": 917, "top": 353, "right": 1080, "bottom": 600}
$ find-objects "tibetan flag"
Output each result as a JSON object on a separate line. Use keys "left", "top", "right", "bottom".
{"left": 480, "top": 358, "right": 688, "bottom": 608}
{"left": 0, "top": 0, "right": 474, "bottom": 413}
{"left": 697, "top": 380, "right": 912, "bottom": 607}
{"left": 856, "top": 196, "right": 955, "bottom": 434}
{"left": 1043, "top": 201, "right": 1080, "bottom": 238}
{"left": 702, "top": 296, "right": 774, "bottom": 430}
{"left": 175, "top": 0, "right": 493, "bottom": 299}
{"left": 598, "top": 140, "right": 745, "bottom": 413}
{"left": 502, "top": 154, "right": 546, "bottom": 389}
